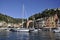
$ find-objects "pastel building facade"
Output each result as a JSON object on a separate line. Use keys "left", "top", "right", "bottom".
{"left": 45, "top": 14, "right": 58, "bottom": 28}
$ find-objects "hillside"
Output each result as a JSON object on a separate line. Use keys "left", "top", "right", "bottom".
{"left": 28, "top": 8, "right": 60, "bottom": 20}
{"left": 0, "top": 13, "right": 26, "bottom": 23}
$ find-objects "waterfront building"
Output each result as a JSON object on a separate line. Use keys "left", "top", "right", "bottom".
{"left": 7, "top": 23, "right": 14, "bottom": 28}
{"left": 0, "top": 21, "right": 7, "bottom": 28}
{"left": 45, "top": 14, "right": 58, "bottom": 28}
{"left": 27, "top": 20, "right": 33, "bottom": 28}
{"left": 18, "top": 23, "right": 22, "bottom": 27}
{"left": 13, "top": 24, "right": 20, "bottom": 28}
{"left": 35, "top": 14, "right": 58, "bottom": 29}
{"left": 35, "top": 18, "right": 46, "bottom": 28}
{"left": 57, "top": 19, "right": 60, "bottom": 27}
{"left": 26, "top": 14, "right": 58, "bottom": 29}
{"left": 7, "top": 23, "right": 24, "bottom": 28}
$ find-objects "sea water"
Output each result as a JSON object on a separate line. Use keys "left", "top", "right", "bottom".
{"left": 0, "top": 30, "right": 60, "bottom": 40}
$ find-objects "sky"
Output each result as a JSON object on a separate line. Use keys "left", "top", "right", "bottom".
{"left": 0, "top": 0, "right": 60, "bottom": 18}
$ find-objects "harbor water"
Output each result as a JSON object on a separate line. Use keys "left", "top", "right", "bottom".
{"left": 0, "top": 30, "right": 60, "bottom": 40}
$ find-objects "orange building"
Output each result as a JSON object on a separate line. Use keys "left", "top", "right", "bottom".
{"left": 45, "top": 14, "right": 58, "bottom": 28}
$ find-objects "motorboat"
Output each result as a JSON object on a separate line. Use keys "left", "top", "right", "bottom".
{"left": 16, "top": 28, "right": 29, "bottom": 32}
{"left": 53, "top": 27, "right": 60, "bottom": 33}
{"left": 29, "top": 28, "right": 41, "bottom": 33}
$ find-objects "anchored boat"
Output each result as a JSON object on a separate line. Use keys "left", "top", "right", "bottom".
{"left": 53, "top": 27, "right": 60, "bottom": 33}
{"left": 10, "top": 28, "right": 29, "bottom": 32}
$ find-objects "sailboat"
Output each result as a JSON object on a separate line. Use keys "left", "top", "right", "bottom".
{"left": 10, "top": 4, "right": 29, "bottom": 32}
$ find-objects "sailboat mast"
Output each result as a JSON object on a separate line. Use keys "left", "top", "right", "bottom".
{"left": 22, "top": 4, "right": 24, "bottom": 28}
{"left": 33, "top": 16, "right": 35, "bottom": 28}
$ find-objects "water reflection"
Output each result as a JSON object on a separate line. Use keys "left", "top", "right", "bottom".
{"left": 0, "top": 31, "right": 60, "bottom": 40}
{"left": 54, "top": 33, "right": 60, "bottom": 40}
{"left": 0, "top": 31, "right": 29, "bottom": 40}
{"left": 29, "top": 31, "right": 55, "bottom": 40}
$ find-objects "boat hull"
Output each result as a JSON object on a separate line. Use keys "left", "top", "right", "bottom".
{"left": 10, "top": 28, "right": 29, "bottom": 32}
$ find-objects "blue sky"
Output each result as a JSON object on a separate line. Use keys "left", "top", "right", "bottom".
{"left": 0, "top": 0, "right": 60, "bottom": 18}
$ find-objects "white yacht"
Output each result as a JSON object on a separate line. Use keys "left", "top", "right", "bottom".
{"left": 17, "top": 28, "right": 29, "bottom": 32}
{"left": 9, "top": 28, "right": 29, "bottom": 32}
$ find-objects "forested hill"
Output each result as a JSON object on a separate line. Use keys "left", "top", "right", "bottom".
{"left": 0, "top": 13, "right": 26, "bottom": 23}
{"left": 28, "top": 8, "right": 60, "bottom": 20}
